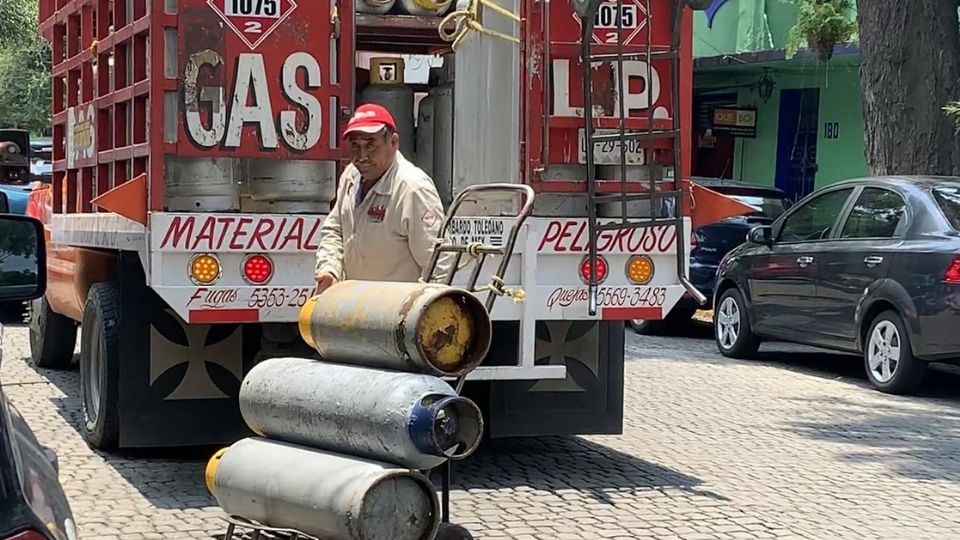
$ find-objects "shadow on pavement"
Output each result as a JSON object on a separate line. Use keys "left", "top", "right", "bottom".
{"left": 784, "top": 390, "right": 960, "bottom": 482}
{"left": 446, "top": 435, "right": 728, "bottom": 505}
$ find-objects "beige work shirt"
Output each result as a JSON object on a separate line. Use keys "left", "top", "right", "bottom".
{"left": 314, "top": 152, "right": 447, "bottom": 283}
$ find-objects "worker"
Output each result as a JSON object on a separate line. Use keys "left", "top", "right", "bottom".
{"left": 314, "top": 103, "right": 448, "bottom": 294}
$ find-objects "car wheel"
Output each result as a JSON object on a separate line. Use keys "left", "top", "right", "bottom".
{"left": 864, "top": 311, "right": 927, "bottom": 395}
{"left": 28, "top": 295, "right": 78, "bottom": 369}
{"left": 80, "top": 282, "right": 121, "bottom": 450}
{"left": 714, "top": 288, "right": 760, "bottom": 358}
{"left": 629, "top": 306, "right": 697, "bottom": 336}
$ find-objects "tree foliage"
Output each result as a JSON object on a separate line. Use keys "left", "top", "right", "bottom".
{"left": 0, "top": 0, "right": 50, "bottom": 135}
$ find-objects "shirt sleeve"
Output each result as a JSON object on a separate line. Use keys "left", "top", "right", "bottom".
{"left": 315, "top": 175, "right": 348, "bottom": 280}
{"left": 400, "top": 179, "right": 451, "bottom": 282}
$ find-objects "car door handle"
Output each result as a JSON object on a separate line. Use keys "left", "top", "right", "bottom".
{"left": 797, "top": 256, "right": 814, "bottom": 268}
{"left": 864, "top": 256, "right": 884, "bottom": 266}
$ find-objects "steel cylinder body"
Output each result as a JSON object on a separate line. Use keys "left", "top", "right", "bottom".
{"left": 239, "top": 357, "right": 484, "bottom": 469}
{"left": 359, "top": 58, "right": 416, "bottom": 159}
{"left": 415, "top": 93, "right": 435, "bottom": 178}
{"left": 211, "top": 438, "right": 439, "bottom": 540}
{"left": 432, "top": 57, "right": 455, "bottom": 208}
{"left": 299, "top": 280, "right": 491, "bottom": 377}
{"left": 355, "top": 0, "right": 395, "bottom": 14}
{"left": 398, "top": 0, "right": 453, "bottom": 16}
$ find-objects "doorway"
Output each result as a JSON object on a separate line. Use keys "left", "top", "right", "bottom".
{"left": 775, "top": 88, "right": 820, "bottom": 202}
{"left": 692, "top": 92, "right": 737, "bottom": 179}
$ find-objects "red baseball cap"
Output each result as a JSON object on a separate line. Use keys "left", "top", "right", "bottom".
{"left": 342, "top": 103, "right": 397, "bottom": 138}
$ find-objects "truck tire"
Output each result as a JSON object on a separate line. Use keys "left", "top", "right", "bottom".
{"left": 28, "top": 295, "right": 78, "bottom": 370}
{"left": 79, "top": 282, "right": 121, "bottom": 450}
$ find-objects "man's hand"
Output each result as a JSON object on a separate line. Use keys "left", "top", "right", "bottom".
{"left": 315, "top": 272, "right": 339, "bottom": 295}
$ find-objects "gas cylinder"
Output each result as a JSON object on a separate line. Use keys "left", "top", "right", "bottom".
{"left": 207, "top": 437, "right": 440, "bottom": 540}
{"left": 415, "top": 72, "right": 437, "bottom": 178}
{"left": 355, "top": 0, "right": 395, "bottom": 14}
{"left": 299, "top": 280, "right": 491, "bottom": 377}
{"left": 398, "top": 0, "right": 454, "bottom": 16}
{"left": 359, "top": 57, "right": 417, "bottom": 160}
{"left": 240, "top": 158, "right": 337, "bottom": 213}
{"left": 432, "top": 56, "right": 455, "bottom": 208}
{"left": 239, "top": 357, "right": 484, "bottom": 469}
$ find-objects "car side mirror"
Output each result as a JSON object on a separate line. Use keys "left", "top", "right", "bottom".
{"left": 0, "top": 214, "right": 45, "bottom": 303}
{"left": 747, "top": 225, "right": 773, "bottom": 247}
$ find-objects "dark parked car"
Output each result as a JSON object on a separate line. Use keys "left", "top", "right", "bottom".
{"left": 713, "top": 176, "right": 960, "bottom": 394}
{"left": 0, "top": 214, "right": 78, "bottom": 540}
{"left": 631, "top": 177, "right": 791, "bottom": 334}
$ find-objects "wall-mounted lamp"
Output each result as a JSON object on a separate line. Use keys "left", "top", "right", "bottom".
{"left": 756, "top": 70, "right": 776, "bottom": 102}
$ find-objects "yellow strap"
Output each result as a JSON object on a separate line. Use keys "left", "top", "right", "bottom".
{"left": 438, "top": 0, "right": 520, "bottom": 50}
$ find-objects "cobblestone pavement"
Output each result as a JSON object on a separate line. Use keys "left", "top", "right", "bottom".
{"left": 4, "top": 315, "right": 960, "bottom": 540}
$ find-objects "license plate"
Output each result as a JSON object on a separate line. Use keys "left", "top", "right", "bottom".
{"left": 578, "top": 129, "right": 646, "bottom": 166}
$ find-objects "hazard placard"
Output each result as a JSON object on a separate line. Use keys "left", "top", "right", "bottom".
{"left": 572, "top": 0, "right": 648, "bottom": 46}
{"left": 207, "top": 0, "right": 298, "bottom": 50}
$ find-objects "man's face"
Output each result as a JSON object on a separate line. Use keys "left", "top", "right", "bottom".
{"left": 347, "top": 128, "right": 399, "bottom": 180}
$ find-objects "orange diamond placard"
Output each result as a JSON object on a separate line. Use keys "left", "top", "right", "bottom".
{"left": 207, "top": 0, "right": 298, "bottom": 50}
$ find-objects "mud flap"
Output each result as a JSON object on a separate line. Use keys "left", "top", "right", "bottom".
{"left": 486, "top": 320, "right": 625, "bottom": 438}
{"left": 117, "top": 253, "right": 259, "bottom": 447}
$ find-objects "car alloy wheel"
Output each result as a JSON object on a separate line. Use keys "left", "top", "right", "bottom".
{"left": 716, "top": 296, "right": 740, "bottom": 351}
{"left": 867, "top": 320, "right": 901, "bottom": 384}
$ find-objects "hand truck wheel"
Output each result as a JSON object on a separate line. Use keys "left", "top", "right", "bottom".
{"left": 435, "top": 523, "right": 474, "bottom": 540}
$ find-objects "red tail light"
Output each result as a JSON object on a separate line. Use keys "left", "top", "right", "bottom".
{"left": 945, "top": 255, "right": 960, "bottom": 283}
{"left": 242, "top": 254, "right": 274, "bottom": 285}
{"left": 579, "top": 255, "right": 609, "bottom": 285}
{"left": 6, "top": 530, "right": 49, "bottom": 540}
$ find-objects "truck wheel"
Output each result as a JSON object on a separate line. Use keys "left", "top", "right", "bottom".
{"left": 28, "top": 295, "right": 78, "bottom": 369}
{"left": 863, "top": 310, "right": 927, "bottom": 395}
{"left": 435, "top": 523, "right": 474, "bottom": 540}
{"left": 79, "top": 282, "right": 121, "bottom": 450}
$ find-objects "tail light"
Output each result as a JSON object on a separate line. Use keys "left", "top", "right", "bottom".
{"left": 626, "top": 255, "right": 655, "bottom": 285}
{"left": 242, "top": 254, "right": 274, "bottom": 285}
{"left": 579, "top": 255, "right": 609, "bottom": 285}
{"left": 944, "top": 255, "right": 960, "bottom": 283}
{"left": 6, "top": 530, "right": 50, "bottom": 540}
{"left": 188, "top": 253, "right": 222, "bottom": 285}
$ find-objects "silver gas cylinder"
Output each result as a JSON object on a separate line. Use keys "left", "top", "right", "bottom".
{"left": 358, "top": 57, "right": 417, "bottom": 160}
{"left": 238, "top": 357, "right": 484, "bottom": 469}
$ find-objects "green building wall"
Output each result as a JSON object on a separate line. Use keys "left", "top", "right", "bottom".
{"left": 692, "top": 0, "right": 868, "bottom": 191}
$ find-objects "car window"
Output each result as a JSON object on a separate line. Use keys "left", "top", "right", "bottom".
{"left": 840, "top": 188, "right": 907, "bottom": 239}
{"left": 933, "top": 184, "right": 960, "bottom": 231}
{"left": 726, "top": 194, "right": 791, "bottom": 219}
{"left": 778, "top": 188, "right": 853, "bottom": 243}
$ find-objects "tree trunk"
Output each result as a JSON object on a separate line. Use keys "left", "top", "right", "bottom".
{"left": 857, "top": 0, "right": 960, "bottom": 175}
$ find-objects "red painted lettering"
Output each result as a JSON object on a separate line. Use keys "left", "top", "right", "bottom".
{"left": 270, "top": 218, "right": 289, "bottom": 250}
{"left": 160, "top": 216, "right": 196, "bottom": 248}
{"left": 229, "top": 217, "right": 254, "bottom": 249}
{"left": 304, "top": 218, "right": 322, "bottom": 250}
{"left": 538, "top": 221, "right": 563, "bottom": 251}
{"left": 539, "top": 220, "right": 679, "bottom": 254}
{"left": 277, "top": 218, "right": 304, "bottom": 250}
{"left": 192, "top": 217, "right": 217, "bottom": 251}
{"left": 216, "top": 216, "right": 236, "bottom": 248}
{"left": 250, "top": 219, "right": 276, "bottom": 250}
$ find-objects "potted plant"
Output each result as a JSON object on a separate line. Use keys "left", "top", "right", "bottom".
{"left": 785, "top": 0, "right": 858, "bottom": 61}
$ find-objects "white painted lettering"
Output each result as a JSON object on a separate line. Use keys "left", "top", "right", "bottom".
{"left": 280, "top": 52, "right": 323, "bottom": 151}
{"left": 184, "top": 50, "right": 226, "bottom": 148}
{"left": 225, "top": 53, "right": 279, "bottom": 149}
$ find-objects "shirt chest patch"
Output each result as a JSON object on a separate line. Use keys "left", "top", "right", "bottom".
{"left": 367, "top": 203, "right": 387, "bottom": 222}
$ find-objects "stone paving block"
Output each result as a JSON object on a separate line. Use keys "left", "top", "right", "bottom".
{"left": 4, "top": 324, "right": 960, "bottom": 539}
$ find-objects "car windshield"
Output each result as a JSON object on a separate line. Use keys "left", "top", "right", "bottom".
{"left": 933, "top": 184, "right": 960, "bottom": 231}
{"left": 713, "top": 188, "right": 790, "bottom": 219}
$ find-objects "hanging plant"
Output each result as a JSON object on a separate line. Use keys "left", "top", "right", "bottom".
{"left": 784, "top": 0, "right": 858, "bottom": 61}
